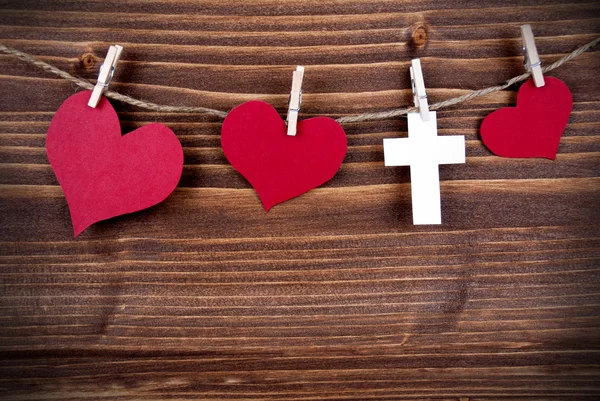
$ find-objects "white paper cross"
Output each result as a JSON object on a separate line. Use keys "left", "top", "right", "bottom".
{"left": 383, "top": 111, "right": 465, "bottom": 225}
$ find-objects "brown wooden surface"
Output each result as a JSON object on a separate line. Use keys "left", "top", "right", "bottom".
{"left": 1, "top": 1, "right": 600, "bottom": 400}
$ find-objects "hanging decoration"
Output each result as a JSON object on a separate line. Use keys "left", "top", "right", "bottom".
{"left": 45, "top": 46, "right": 184, "bottom": 237}
{"left": 383, "top": 59, "right": 465, "bottom": 225}
{"left": 480, "top": 25, "right": 573, "bottom": 160}
{"left": 221, "top": 67, "right": 347, "bottom": 211}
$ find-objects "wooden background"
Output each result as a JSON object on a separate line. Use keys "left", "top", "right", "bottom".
{"left": 0, "top": 1, "right": 599, "bottom": 399}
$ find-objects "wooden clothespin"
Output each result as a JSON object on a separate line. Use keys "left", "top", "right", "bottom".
{"left": 410, "top": 59, "right": 430, "bottom": 122}
{"left": 286, "top": 66, "right": 305, "bottom": 136}
{"left": 521, "top": 24, "right": 545, "bottom": 88}
{"left": 88, "top": 45, "right": 123, "bottom": 108}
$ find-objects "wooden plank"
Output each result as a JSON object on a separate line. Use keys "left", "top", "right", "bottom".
{"left": 0, "top": 1, "right": 599, "bottom": 400}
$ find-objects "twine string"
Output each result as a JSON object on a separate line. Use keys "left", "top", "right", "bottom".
{"left": 1, "top": 36, "right": 598, "bottom": 123}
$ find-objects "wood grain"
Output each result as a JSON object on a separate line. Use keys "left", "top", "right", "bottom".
{"left": 0, "top": 0, "right": 599, "bottom": 400}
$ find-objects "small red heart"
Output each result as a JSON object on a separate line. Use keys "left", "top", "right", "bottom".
{"left": 221, "top": 100, "right": 347, "bottom": 211}
{"left": 46, "top": 91, "right": 184, "bottom": 237}
{"left": 481, "top": 77, "right": 572, "bottom": 160}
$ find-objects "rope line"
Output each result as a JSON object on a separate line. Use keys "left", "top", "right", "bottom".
{"left": 1, "top": 36, "right": 598, "bottom": 123}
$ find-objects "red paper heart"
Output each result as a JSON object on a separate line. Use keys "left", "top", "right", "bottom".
{"left": 221, "top": 100, "right": 347, "bottom": 211}
{"left": 46, "top": 91, "right": 184, "bottom": 237}
{"left": 481, "top": 77, "right": 572, "bottom": 160}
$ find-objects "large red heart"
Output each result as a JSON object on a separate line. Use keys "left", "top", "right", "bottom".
{"left": 221, "top": 100, "right": 347, "bottom": 211}
{"left": 46, "top": 91, "right": 184, "bottom": 237}
{"left": 481, "top": 77, "right": 572, "bottom": 160}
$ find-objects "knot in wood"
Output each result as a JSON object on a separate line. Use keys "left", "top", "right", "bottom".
{"left": 411, "top": 26, "right": 428, "bottom": 48}
{"left": 79, "top": 53, "right": 96, "bottom": 69}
